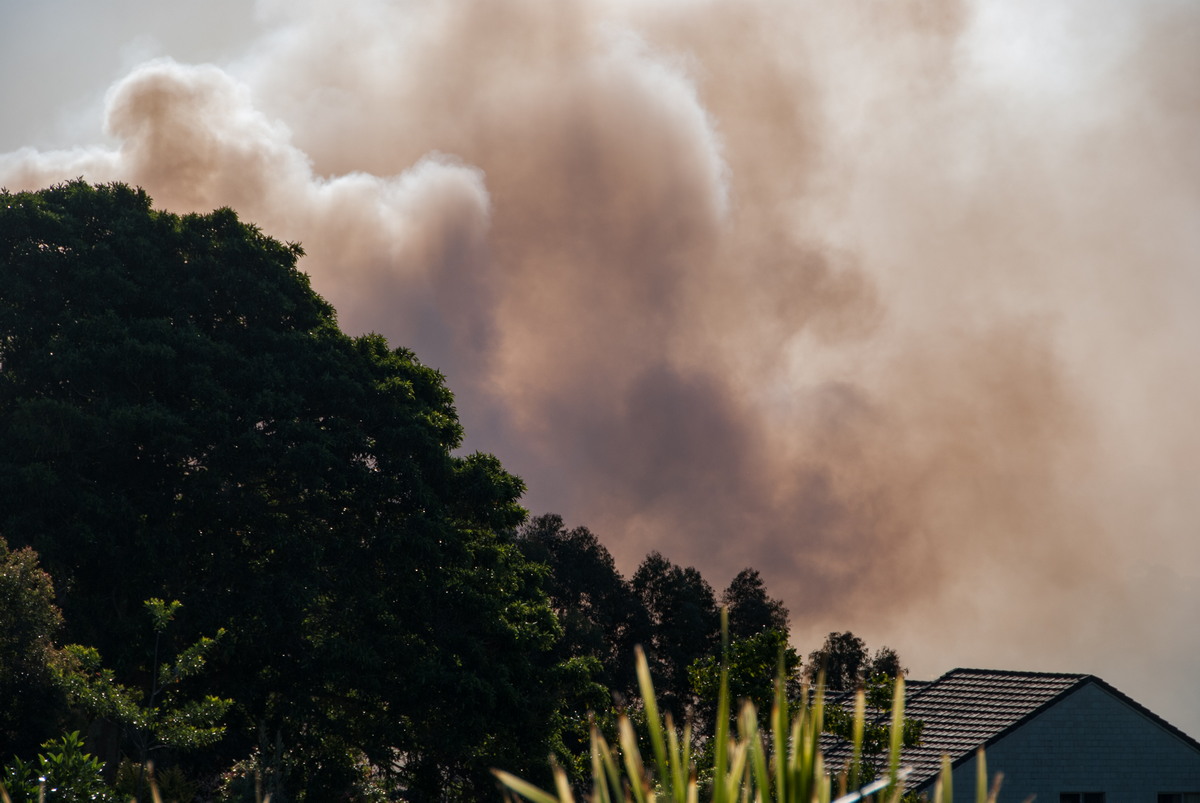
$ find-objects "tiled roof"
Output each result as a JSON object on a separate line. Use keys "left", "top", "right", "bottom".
{"left": 822, "top": 668, "right": 1087, "bottom": 791}
{"left": 822, "top": 667, "right": 1200, "bottom": 792}
{"left": 901, "top": 669, "right": 1089, "bottom": 789}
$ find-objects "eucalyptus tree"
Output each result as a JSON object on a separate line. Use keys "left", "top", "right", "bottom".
{"left": 721, "top": 568, "right": 789, "bottom": 641}
{"left": 631, "top": 551, "right": 720, "bottom": 721}
{"left": 518, "top": 514, "right": 651, "bottom": 705}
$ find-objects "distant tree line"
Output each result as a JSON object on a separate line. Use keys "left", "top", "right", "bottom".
{"left": 515, "top": 514, "right": 911, "bottom": 772}
{"left": 0, "top": 181, "right": 907, "bottom": 802}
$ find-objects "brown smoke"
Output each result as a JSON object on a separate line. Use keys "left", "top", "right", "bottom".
{"left": 4, "top": 0, "right": 1199, "bottom": 733}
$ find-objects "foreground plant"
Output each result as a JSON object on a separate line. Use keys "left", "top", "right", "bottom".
{"left": 1, "top": 731, "right": 114, "bottom": 803}
{"left": 495, "top": 639, "right": 1000, "bottom": 803}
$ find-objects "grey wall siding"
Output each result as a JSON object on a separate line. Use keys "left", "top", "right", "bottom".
{"left": 934, "top": 683, "right": 1200, "bottom": 803}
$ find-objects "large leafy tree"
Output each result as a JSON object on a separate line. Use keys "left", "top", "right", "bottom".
{"left": 0, "top": 181, "right": 561, "bottom": 800}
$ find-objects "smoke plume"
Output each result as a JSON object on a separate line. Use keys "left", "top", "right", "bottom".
{"left": 4, "top": 0, "right": 1199, "bottom": 733}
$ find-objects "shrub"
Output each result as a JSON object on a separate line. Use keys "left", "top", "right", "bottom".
{"left": 1, "top": 731, "right": 113, "bottom": 803}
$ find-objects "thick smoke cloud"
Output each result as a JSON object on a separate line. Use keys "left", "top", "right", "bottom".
{"left": 4, "top": 0, "right": 1199, "bottom": 734}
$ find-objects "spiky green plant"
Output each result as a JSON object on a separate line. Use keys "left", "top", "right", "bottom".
{"left": 494, "top": 640, "right": 1000, "bottom": 803}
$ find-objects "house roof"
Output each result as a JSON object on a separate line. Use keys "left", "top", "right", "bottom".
{"left": 821, "top": 668, "right": 1200, "bottom": 792}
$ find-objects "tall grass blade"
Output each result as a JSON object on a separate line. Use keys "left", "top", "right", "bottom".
{"left": 975, "top": 748, "right": 987, "bottom": 803}
{"left": 886, "top": 675, "right": 905, "bottom": 800}
{"left": 151, "top": 762, "right": 165, "bottom": 803}
{"left": 938, "top": 755, "right": 953, "bottom": 803}
{"left": 552, "top": 761, "right": 576, "bottom": 803}
{"left": 723, "top": 741, "right": 750, "bottom": 803}
{"left": 667, "top": 713, "right": 686, "bottom": 801}
{"left": 636, "top": 646, "right": 672, "bottom": 791}
{"left": 742, "top": 702, "right": 769, "bottom": 801}
{"left": 772, "top": 666, "right": 789, "bottom": 803}
{"left": 493, "top": 769, "right": 563, "bottom": 803}
{"left": 806, "top": 678, "right": 826, "bottom": 802}
{"left": 590, "top": 725, "right": 613, "bottom": 803}
{"left": 988, "top": 773, "right": 1004, "bottom": 803}
{"left": 619, "top": 713, "right": 651, "bottom": 803}
{"left": 594, "top": 723, "right": 624, "bottom": 803}
{"left": 681, "top": 718, "right": 694, "bottom": 801}
{"left": 713, "top": 609, "right": 732, "bottom": 803}
{"left": 849, "top": 688, "right": 865, "bottom": 792}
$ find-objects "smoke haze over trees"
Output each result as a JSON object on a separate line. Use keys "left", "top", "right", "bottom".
{"left": 1, "top": 0, "right": 1199, "bottom": 739}
{"left": 1, "top": 181, "right": 875, "bottom": 799}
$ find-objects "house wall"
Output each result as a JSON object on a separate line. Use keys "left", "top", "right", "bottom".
{"left": 936, "top": 683, "right": 1200, "bottom": 803}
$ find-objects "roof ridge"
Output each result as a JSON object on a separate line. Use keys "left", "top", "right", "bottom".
{"left": 938, "top": 667, "right": 1091, "bottom": 681}
{"left": 940, "top": 662, "right": 1094, "bottom": 676}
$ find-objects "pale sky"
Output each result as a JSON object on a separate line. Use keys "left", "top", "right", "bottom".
{"left": 3, "top": 0, "right": 1198, "bottom": 740}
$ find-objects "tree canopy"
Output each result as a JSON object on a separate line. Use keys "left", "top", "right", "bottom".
{"left": 0, "top": 180, "right": 919, "bottom": 801}
{"left": 631, "top": 551, "right": 721, "bottom": 721}
{"left": 721, "top": 568, "right": 789, "bottom": 641}
{"left": 0, "top": 180, "right": 561, "bottom": 800}
{"left": 804, "top": 631, "right": 907, "bottom": 692}
{"left": 517, "top": 514, "right": 651, "bottom": 705}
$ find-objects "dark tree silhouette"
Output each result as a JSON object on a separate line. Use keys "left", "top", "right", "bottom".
{"left": 866, "top": 645, "right": 906, "bottom": 680}
{"left": 804, "top": 631, "right": 907, "bottom": 691}
{"left": 805, "top": 631, "right": 868, "bottom": 692}
{"left": 0, "top": 181, "right": 561, "bottom": 800}
{"left": 631, "top": 551, "right": 720, "bottom": 720}
{"left": 721, "top": 568, "right": 789, "bottom": 641}
{"left": 517, "top": 514, "right": 651, "bottom": 705}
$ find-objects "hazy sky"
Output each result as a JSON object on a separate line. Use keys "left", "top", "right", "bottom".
{"left": 3, "top": 0, "right": 1199, "bottom": 738}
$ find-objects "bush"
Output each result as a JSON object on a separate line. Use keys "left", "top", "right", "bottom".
{"left": 1, "top": 731, "right": 113, "bottom": 803}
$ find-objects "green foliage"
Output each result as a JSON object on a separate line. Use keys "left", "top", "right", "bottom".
{"left": 496, "top": 648, "right": 1000, "bottom": 803}
{"left": 805, "top": 632, "right": 906, "bottom": 692}
{"left": 631, "top": 553, "right": 720, "bottom": 722}
{"left": 51, "top": 599, "right": 230, "bottom": 766}
{"left": 113, "top": 760, "right": 197, "bottom": 803}
{"left": 1, "top": 731, "right": 113, "bottom": 803}
{"left": 517, "top": 514, "right": 652, "bottom": 707}
{"left": 689, "top": 629, "right": 800, "bottom": 723}
{"left": 0, "top": 181, "right": 564, "bottom": 799}
{"left": 213, "top": 730, "right": 290, "bottom": 803}
{"left": 543, "top": 656, "right": 615, "bottom": 784}
{"left": 496, "top": 645, "right": 836, "bottom": 803}
{"left": 823, "top": 675, "right": 924, "bottom": 792}
{"left": 0, "top": 537, "right": 68, "bottom": 756}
